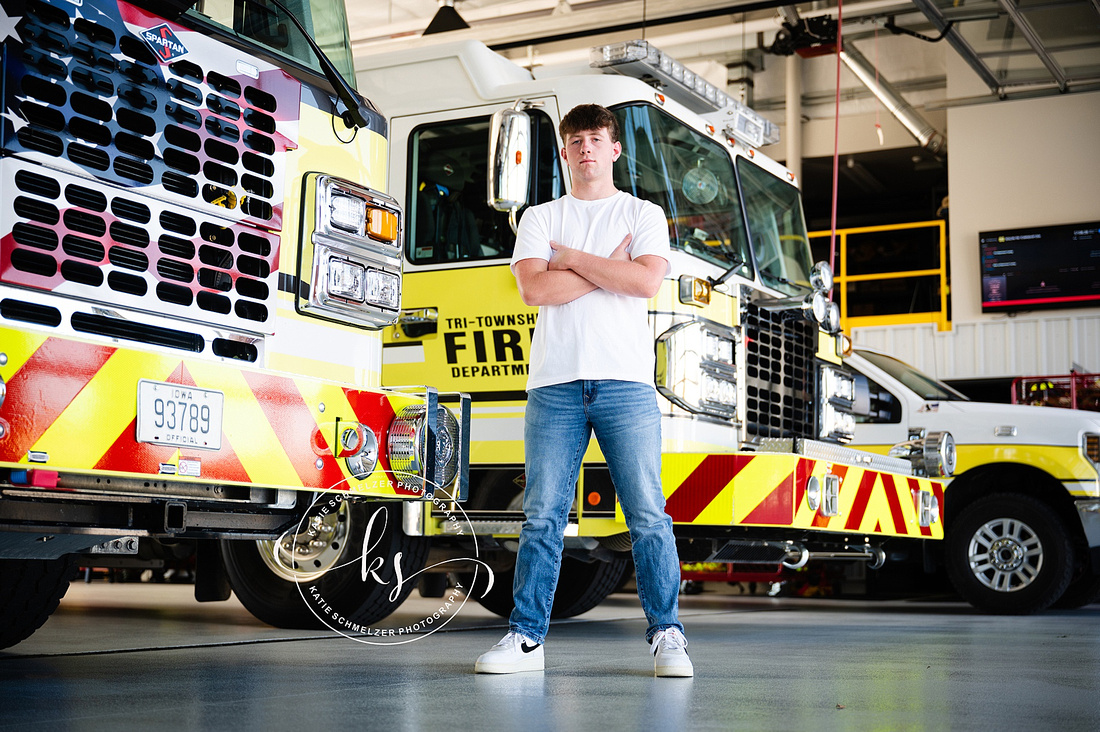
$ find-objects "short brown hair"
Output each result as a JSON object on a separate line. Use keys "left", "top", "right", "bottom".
{"left": 559, "top": 104, "right": 620, "bottom": 143}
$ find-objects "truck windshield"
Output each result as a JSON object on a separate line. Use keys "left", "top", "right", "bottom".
{"left": 613, "top": 105, "right": 752, "bottom": 281}
{"left": 856, "top": 350, "right": 969, "bottom": 401}
{"left": 737, "top": 158, "right": 814, "bottom": 296}
{"left": 188, "top": 0, "right": 356, "bottom": 85}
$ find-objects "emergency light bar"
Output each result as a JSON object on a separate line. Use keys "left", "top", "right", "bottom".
{"left": 590, "top": 40, "right": 780, "bottom": 148}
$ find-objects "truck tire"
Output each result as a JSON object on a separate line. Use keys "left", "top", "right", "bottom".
{"left": 1052, "top": 570, "right": 1100, "bottom": 609}
{"left": 462, "top": 554, "right": 632, "bottom": 619}
{"left": 946, "top": 493, "right": 1074, "bottom": 615}
{"left": 0, "top": 557, "right": 77, "bottom": 649}
{"left": 459, "top": 471, "right": 630, "bottom": 617}
{"left": 221, "top": 499, "right": 430, "bottom": 630}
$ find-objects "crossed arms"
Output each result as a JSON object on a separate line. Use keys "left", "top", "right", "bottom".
{"left": 514, "top": 234, "right": 668, "bottom": 306}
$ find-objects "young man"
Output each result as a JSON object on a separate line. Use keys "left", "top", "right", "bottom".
{"left": 474, "top": 104, "right": 692, "bottom": 677}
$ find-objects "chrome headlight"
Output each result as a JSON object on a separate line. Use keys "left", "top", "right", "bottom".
{"left": 821, "top": 366, "right": 856, "bottom": 404}
{"left": 325, "top": 259, "right": 400, "bottom": 310}
{"left": 819, "top": 403, "right": 856, "bottom": 443}
{"left": 302, "top": 175, "right": 403, "bottom": 329}
{"left": 656, "top": 321, "right": 738, "bottom": 419}
{"left": 819, "top": 366, "right": 857, "bottom": 443}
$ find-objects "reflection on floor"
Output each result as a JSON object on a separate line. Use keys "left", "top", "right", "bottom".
{"left": 3, "top": 579, "right": 1099, "bottom": 731}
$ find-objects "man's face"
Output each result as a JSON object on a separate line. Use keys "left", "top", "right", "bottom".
{"left": 561, "top": 126, "right": 622, "bottom": 184}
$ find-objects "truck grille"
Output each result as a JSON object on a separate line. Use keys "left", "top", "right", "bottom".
{"left": 1, "top": 0, "right": 299, "bottom": 334}
{"left": 6, "top": 0, "right": 296, "bottom": 230}
{"left": 743, "top": 302, "right": 816, "bottom": 439}
{"left": 3, "top": 161, "right": 279, "bottom": 334}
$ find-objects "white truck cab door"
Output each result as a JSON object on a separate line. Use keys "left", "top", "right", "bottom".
{"left": 849, "top": 361, "right": 918, "bottom": 454}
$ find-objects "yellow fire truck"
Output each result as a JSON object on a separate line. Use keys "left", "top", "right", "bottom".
{"left": 359, "top": 40, "right": 954, "bottom": 618}
{"left": 0, "top": 0, "right": 468, "bottom": 648}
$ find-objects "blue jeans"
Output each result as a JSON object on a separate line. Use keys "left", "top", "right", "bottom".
{"left": 509, "top": 380, "right": 683, "bottom": 644}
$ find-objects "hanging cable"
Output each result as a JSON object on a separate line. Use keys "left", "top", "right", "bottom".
{"left": 740, "top": 12, "right": 749, "bottom": 103}
{"left": 829, "top": 0, "right": 844, "bottom": 282}
{"left": 874, "top": 21, "right": 883, "bottom": 146}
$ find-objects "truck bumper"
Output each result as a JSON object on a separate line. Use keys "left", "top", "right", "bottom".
{"left": 0, "top": 327, "right": 468, "bottom": 500}
{"left": 1075, "top": 499, "right": 1100, "bottom": 571}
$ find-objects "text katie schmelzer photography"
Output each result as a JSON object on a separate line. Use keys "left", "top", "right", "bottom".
{"left": 287, "top": 480, "right": 495, "bottom": 646}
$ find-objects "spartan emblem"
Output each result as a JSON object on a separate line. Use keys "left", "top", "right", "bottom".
{"left": 141, "top": 23, "right": 188, "bottom": 62}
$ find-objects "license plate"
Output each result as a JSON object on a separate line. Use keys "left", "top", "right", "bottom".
{"left": 136, "top": 379, "right": 224, "bottom": 451}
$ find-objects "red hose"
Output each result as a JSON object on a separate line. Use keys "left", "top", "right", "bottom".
{"left": 829, "top": 0, "right": 844, "bottom": 285}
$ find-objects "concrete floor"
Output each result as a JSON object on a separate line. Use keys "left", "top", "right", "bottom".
{"left": 2, "top": 581, "right": 1100, "bottom": 731}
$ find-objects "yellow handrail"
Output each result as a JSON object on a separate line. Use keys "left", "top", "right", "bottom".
{"left": 808, "top": 220, "right": 950, "bottom": 332}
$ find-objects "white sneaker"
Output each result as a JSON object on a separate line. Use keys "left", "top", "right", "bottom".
{"left": 651, "top": 628, "right": 693, "bottom": 677}
{"left": 475, "top": 631, "right": 545, "bottom": 674}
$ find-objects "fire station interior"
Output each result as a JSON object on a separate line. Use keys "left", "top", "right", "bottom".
{"left": 3, "top": 1, "right": 1100, "bottom": 730}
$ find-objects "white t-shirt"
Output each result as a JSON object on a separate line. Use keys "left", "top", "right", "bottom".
{"left": 510, "top": 191, "right": 671, "bottom": 390}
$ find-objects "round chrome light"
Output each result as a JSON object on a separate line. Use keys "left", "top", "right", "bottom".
{"left": 808, "top": 291, "right": 829, "bottom": 324}
{"left": 924, "top": 431, "right": 957, "bottom": 477}
{"left": 344, "top": 424, "right": 379, "bottom": 480}
{"left": 824, "top": 301, "right": 841, "bottom": 334}
{"left": 894, "top": 430, "right": 958, "bottom": 477}
{"left": 810, "top": 261, "right": 834, "bottom": 293}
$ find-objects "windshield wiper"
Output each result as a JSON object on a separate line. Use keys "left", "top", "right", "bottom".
{"left": 258, "top": 0, "right": 372, "bottom": 129}
{"left": 711, "top": 254, "right": 747, "bottom": 287}
{"left": 760, "top": 271, "right": 796, "bottom": 288}
{"left": 169, "top": 0, "right": 373, "bottom": 130}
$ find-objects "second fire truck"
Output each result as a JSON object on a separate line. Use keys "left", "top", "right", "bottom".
{"left": 358, "top": 39, "right": 954, "bottom": 617}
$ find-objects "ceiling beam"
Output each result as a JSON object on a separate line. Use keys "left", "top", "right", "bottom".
{"left": 351, "top": 0, "right": 922, "bottom": 63}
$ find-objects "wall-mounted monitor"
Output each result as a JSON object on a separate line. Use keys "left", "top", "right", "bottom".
{"left": 979, "top": 220, "right": 1100, "bottom": 313}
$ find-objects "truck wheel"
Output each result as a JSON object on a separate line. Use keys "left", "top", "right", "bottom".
{"left": 462, "top": 554, "right": 632, "bottom": 619}
{"left": 0, "top": 557, "right": 77, "bottom": 649}
{"left": 221, "top": 498, "right": 430, "bottom": 630}
{"left": 459, "top": 471, "right": 631, "bottom": 617}
{"left": 946, "top": 493, "right": 1074, "bottom": 615}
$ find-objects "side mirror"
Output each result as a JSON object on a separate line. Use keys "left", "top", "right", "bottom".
{"left": 488, "top": 107, "right": 531, "bottom": 227}
{"left": 850, "top": 373, "right": 871, "bottom": 416}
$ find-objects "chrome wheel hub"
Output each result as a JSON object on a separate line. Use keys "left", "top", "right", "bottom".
{"left": 968, "top": 518, "right": 1043, "bottom": 593}
{"left": 258, "top": 498, "right": 350, "bottom": 583}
